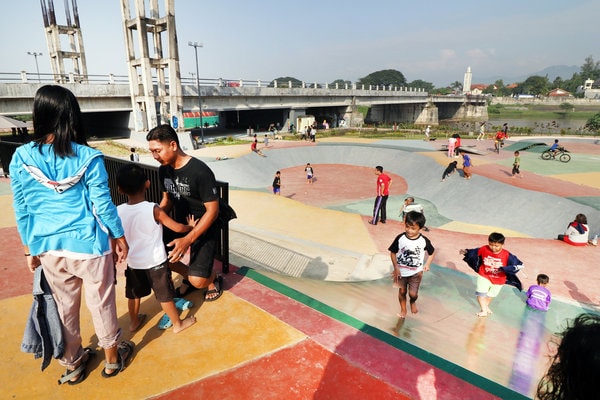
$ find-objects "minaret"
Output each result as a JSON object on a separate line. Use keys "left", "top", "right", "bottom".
{"left": 463, "top": 66, "right": 472, "bottom": 94}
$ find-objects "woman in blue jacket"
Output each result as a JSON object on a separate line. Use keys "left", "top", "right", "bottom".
{"left": 10, "top": 85, "right": 134, "bottom": 385}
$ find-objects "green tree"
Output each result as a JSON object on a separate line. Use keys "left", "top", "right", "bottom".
{"left": 584, "top": 112, "right": 600, "bottom": 132}
{"left": 357, "top": 69, "right": 407, "bottom": 88}
{"left": 330, "top": 79, "right": 352, "bottom": 88}
{"left": 552, "top": 76, "right": 564, "bottom": 89}
{"left": 562, "top": 72, "right": 584, "bottom": 97}
{"left": 580, "top": 55, "right": 600, "bottom": 80}
{"left": 449, "top": 81, "right": 463, "bottom": 93}
{"left": 516, "top": 75, "right": 549, "bottom": 96}
{"left": 270, "top": 76, "right": 303, "bottom": 88}
{"left": 408, "top": 79, "right": 434, "bottom": 92}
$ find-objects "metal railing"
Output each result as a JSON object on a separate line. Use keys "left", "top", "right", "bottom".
{"left": 0, "top": 71, "right": 427, "bottom": 94}
{"left": 0, "top": 140, "right": 230, "bottom": 273}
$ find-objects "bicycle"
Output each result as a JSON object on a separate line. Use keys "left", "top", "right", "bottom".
{"left": 494, "top": 139, "right": 504, "bottom": 154}
{"left": 541, "top": 146, "right": 571, "bottom": 163}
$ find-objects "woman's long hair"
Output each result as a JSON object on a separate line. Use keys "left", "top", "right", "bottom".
{"left": 32, "top": 85, "right": 88, "bottom": 156}
{"left": 537, "top": 313, "right": 600, "bottom": 399}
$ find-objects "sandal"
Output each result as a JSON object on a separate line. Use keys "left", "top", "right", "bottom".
{"left": 58, "top": 347, "right": 95, "bottom": 385}
{"left": 101, "top": 340, "right": 135, "bottom": 378}
{"left": 204, "top": 275, "right": 223, "bottom": 302}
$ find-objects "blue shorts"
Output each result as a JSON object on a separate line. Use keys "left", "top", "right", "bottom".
{"left": 273, "top": 187, "right": 281, "bottom": 194}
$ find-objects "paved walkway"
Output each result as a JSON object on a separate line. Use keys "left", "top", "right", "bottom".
{"left": 1, "top": 135, "right": 599, "bottom": 399}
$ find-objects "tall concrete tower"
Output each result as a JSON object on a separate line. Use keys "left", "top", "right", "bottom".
{"left": 40, "top": 0, "right": 88, "bottom": 83}
{"left": 463, "top": 66, "right": 472, "bottom": 94}
{"left": 120, "top": 0, "right": 183, "bottom": 132}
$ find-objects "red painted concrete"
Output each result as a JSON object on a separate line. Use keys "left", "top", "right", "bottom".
{"left": 0, "top": 226, "right": 31, "bottom": 299}
{"left": 279, "top": 164, "right": 408, "bottom": 208}
{"left": 151, "top": 339, "right": 412, "bottom": 400}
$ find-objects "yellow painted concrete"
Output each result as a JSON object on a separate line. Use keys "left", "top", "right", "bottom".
{"left": 437, "top": 221, "right": 532, "bottom": 238}
{"left": 228, "top": 190, "right": 380, "bottom": 256}
{"left": 0, "top": 194, "right": 16, "bottom": 228}
{"left": 548, "top": 172, "right": 600, "bottom": 190}
{"left": 421, "top": 150, "right": 493, "bottom": 167}
{"left": 1, "top": 279, "right": 305, "bottom": 399}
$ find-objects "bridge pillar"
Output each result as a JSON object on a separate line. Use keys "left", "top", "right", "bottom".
{"left": 121, "top": 0, "right": 184, "bottom": 134}
{"left": 414, "top": 101, "right": 438, "bottom": 126}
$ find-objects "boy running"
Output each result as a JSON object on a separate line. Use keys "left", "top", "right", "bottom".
{"left": 388, "top": 211, "right": 436, "bottom": 318}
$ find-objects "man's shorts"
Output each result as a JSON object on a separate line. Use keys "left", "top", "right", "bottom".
{"left": 125, "top": 262, "right": 175, "bottom": 302}
{"left": 475, "top": 275, "right": 504, "bottom": 298}
{"left": 273, "top": 187, "right": 281, "bottom": 194}
{"left": 187, "top": 225, "right": 218, "bottom": 278}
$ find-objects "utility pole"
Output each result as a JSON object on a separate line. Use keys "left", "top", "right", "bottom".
{"left": 188, "top": 41, "right": 204, "bottom": 144}
{"left": 27, "top": 51, "right": 43, "bottom": 82}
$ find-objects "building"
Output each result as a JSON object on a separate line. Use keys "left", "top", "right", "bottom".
{"left": 548, "top": 88, "right": 572, "bottom": 97}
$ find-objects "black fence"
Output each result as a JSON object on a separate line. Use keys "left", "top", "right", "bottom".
{"left": 0, "top": 140, "right": 230, "bottom": 273}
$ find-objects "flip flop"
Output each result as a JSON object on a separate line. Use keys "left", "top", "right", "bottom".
{"left": 157, "top": 313, "right": 173, "bottom": 330}
{"left": 174, "top": 297, "right": 193, "bottom": 311}
{"left": 101, "top": 340, "right": 135, "bottom": 378}
{"left": 58, "top": 347, "right": 95, "bottom": 385}
{"left": 204, "top": 275, "right": 223, "bottom": 302}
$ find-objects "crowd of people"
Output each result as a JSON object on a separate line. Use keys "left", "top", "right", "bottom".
{"left": 10, "top": 87, "right": 598, "bottom": 394}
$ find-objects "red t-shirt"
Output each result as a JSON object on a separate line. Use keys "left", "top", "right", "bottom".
{"left": 377, "top": 173, "right": 391, "bottom": 196}
{"left": 477, "top": 245, "right": 508, "bottom": 285}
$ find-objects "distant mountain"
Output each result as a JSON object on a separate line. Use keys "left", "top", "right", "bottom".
{"left": 480, "top": 65, "right": 580, "bottom": 84}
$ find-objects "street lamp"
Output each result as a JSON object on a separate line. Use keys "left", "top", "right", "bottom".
{"left": 27, "top": 51, "right": 42, "bottom": 83}
{"left": 188, "top": 41, "right": 204, "bottom": 144}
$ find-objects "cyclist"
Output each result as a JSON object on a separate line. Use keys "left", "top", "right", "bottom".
{"left": 549, "top": 139, "right": 560, "bottom": 158}
{"left": 494, "top": 130, "right": 508, "bottom": 152}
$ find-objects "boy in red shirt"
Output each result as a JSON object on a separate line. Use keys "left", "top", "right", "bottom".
{"left": 460, "top": 232, "right": 524, "bottom": 317}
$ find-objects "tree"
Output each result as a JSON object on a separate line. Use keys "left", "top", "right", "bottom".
{"left": 552, "top": 76, "right": 564, "bottom": 89}
{"left": 357, "top": 69, "right": 407, "bottom": 88}
{"left": 580, "top": 55, "right": 600, "bottom": 81}
{"left": 270, "top": 76, "right": 303, "bottom": 88}
{"left": 584, "top": 112, "right": 600, "bottom": 132}
{"left": 408, "top": 79, "right": 434, "bottom": 92}
{"left": 516, "top": 75, "right": 549, "bottom": 96}
{"left": 330, "top": 79, "right": 353, "bottom": 88}
{"left": 449, "top": 81, "right": 463, "bottom": 93}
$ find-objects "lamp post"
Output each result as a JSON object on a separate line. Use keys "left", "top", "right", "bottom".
{"left": 27, "top": 51, "right": 42, "bottom": 83}
{"left": 188, "top": 41, "right": 204, "bottom": 144}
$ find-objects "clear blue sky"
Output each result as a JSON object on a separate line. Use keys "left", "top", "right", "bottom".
{"left": 1, "top": 0, "right": 598, "bottom": 87}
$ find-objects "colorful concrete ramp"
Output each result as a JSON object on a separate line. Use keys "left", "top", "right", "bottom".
{"left": 1, "top": 135, "right": 599, "bottom": 399}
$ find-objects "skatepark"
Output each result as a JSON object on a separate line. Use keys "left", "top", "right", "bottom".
{"left": 1, "top": 134, "right": 599, "bottom": 399}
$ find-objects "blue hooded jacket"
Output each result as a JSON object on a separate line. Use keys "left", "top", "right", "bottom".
{"left": 10, "top": 142, "right": 124, "bottom": 256}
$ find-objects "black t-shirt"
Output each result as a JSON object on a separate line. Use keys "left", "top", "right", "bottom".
{"left": 272, "top": 176, "right": 281, "bottom": 189}
{"left": 158, "top": 157, "right": 219, "bottom": 224}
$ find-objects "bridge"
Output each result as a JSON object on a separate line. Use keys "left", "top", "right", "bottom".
{"left": 0, "top": 71, "right": 487, "bottom": 138}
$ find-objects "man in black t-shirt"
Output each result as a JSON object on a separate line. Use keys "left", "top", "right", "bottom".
{"left": 146, "top": 125, "right": 223, "bottom": 302}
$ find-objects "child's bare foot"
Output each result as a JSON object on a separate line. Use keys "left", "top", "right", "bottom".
{"left": 410, "top": 303, "right": 418, "bottom": 314}
{"left": 397, "top": 308, "right": 407, "bottom": 318}
{"left": 173, "top": 316, "right": 197, "bottom": 333}
{"left": 129, "top": 314, "right": 146, "bottom": 332}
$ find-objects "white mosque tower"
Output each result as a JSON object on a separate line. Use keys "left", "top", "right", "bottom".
{"left": 463, "top": 66, "right": 472, "bottom": 94}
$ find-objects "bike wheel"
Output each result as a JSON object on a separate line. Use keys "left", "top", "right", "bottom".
{"left": 541, "top": 151, "right": 552, "bottom": 160}
{"left": 559, "top": 153, "right": 571, "bottom": 163}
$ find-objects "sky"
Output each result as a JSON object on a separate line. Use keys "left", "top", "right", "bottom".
{"left": 1, "top": 0, "right": 598, "bottom": 87}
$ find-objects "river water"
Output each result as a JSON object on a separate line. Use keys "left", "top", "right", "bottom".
{"left": 442, "top": 117, "right": 587, "bottom": 134}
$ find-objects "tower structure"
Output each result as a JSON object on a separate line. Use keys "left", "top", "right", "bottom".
{"left": 463, "top": 66, "right": 472, "bottom": 95}
{"left": 120, "top": 0, "right": 183, "bottom": 132}
{"left": 40, "top": 0, "right": 88, "bottom": 83}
